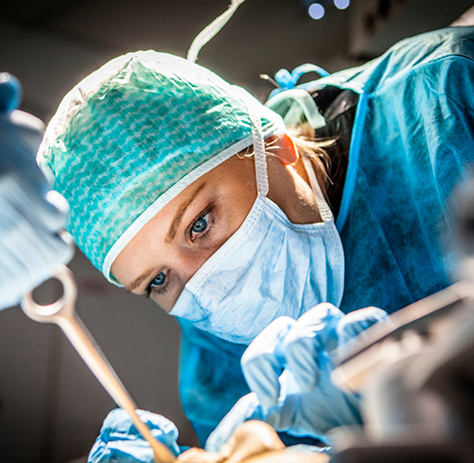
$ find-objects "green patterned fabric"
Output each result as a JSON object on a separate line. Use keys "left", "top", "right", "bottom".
{"left": 38, "top": 51, "right": 284, "bottom": 282}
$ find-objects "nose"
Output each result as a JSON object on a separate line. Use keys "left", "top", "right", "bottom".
{"left": 175, "top": 248, "right": 211, "bottom": 284}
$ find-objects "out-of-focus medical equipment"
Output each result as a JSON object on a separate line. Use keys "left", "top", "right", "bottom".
{"left": 205, "top": 304, "right": 386, "bottom": 452}
{"left": 21, "top": 265, "right": 175, "bottom": 463}
{"left": 327, "top": 180, "right": 474, "bottom": 462}
{"left": 329, "top": 285, "right": 474, "bottom": 462}
{"left": 0, "top": 72, "right": 72, "bottom": 310}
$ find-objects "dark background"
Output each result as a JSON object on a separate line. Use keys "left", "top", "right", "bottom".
{"left": 0, "top": 1, "right": 472, "bottom": 462}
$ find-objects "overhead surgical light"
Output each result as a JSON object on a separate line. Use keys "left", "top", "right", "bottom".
{"left": 308, "top": 3, "right": 325, "bottom": 19}
{"left": 334, "top": 0, "right": 350, "bottom": 10}
{"left": 300, "top": 0, "right": 350, "bottom": 20}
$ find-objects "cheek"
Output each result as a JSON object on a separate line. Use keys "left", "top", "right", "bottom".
{"left": 218, "top": 186, "right": 256, "bottom": 234}
{"left": 152, "top": 278, "right": 184, "bottom": 312}
{"left": 222, "top": 196, "right": 256, "bottom": 235}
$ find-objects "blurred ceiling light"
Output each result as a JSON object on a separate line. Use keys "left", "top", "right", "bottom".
{"left": 308, "top": 3, "right": 325, "bottom": 19}
{"left": 334, "top": 0, "right": 350, "bottom": 10}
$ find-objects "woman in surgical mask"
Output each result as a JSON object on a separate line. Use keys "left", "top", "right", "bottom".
{"left": 39, "top": 25, "right": 474, "bottom": 459}
{"left": 111, "top": 131, "right": 342, "bottom": 344}
{"left": 40, "top": 51, "right": 342, "bottom": 344}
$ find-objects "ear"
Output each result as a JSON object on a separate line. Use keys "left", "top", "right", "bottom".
{"left": 273, "top": 133, "right": 298, "bottom": 165}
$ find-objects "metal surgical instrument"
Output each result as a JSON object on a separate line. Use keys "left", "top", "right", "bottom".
{"left": 21, "top": 265, "right": 175, "bottom": 463}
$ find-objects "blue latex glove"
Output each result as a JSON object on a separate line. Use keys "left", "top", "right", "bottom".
{"left": 0, "top": 73, "right": 73, "bottom": 309}
{"left": 206, "top": 303, "right": 388, "bottom": 451}
{"left": 89, "top": 409, "right": 182, "bottom": 463}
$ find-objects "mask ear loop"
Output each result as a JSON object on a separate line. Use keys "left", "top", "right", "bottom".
{"left": 301, "top": 153, "right": 333, "bottom": 223}
{"left": 246, "top": 103, "right": 269, "bottom": 197}
{"left": 245, "top": 104, "right": 332, "bottom": 221}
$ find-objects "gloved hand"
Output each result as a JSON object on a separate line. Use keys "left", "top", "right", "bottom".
{"left": 206, "top": 303, "right": 388, "bottom": 451}
{"left": 89, "top": 409, "right": 182, "bottom": 463}
{"left": 0, "top": 73, "right": 73, "bottom": 309}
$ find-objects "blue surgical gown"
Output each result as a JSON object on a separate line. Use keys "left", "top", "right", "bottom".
{"left": 177, "top": 27, "right": 474, "bottom": 445}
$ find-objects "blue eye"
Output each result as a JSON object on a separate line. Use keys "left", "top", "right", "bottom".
{"left": 146, "top": 271, "right": 169, "bottom": 298}
{"left": 191, "top": 213, "right": 209, "bottom": 235}
{"left": 151, "top": 272, "right": 166, "bottom": 288}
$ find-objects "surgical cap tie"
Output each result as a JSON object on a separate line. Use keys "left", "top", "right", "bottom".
{"left": 187, "top": 0, "right": 246, "bottom": 64}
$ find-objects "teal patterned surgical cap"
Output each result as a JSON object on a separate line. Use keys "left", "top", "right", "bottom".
{"left": 38, "top": 51, "right": 285, "bottom": 283}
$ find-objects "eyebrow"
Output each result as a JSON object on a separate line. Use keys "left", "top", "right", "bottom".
{"left": 125, "top": 272, "right": 152, "bottom": 293}
{"left": 125, "top": 181, "right": 208, "bottom": 293}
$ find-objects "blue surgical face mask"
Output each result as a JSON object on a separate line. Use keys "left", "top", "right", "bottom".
{"left": 169, "top": 105, "right": 344, "bottom": 344}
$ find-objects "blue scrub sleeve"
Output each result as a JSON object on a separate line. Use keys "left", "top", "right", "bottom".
{"left": 177, "top": 318, "right": 250, "bottom": 445}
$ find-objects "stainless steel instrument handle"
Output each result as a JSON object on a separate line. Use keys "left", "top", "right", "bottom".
{"left": 21, "top": 265, "right": 175, "bottom": 463}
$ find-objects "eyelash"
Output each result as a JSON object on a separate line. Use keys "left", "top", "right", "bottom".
{"left": 146, "top": 278, "right": 169, "bottom": 298}
{"left": 188, "top": 206, "right": 214, "bottom": 243}
{"left": 146, "top": 205, "right": 215, "bottom": 298}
